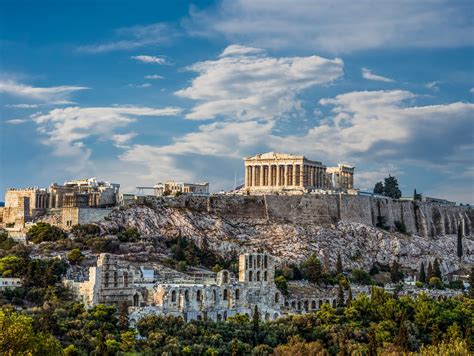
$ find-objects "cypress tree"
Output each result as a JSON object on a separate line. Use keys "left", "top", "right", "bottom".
{"left": 433, "top": 259, "right": 442, "bottom": 279}
{"left": 390, "top": 261, "right": 402, "bottom": 283}
{"left": 469, "top": 266, "right": 474, "bottom": 299}
{"left": 457, "top": 223, "right": 463, "bottom": 259}
{"left": 252, "top": 305, "right": 260, "bottom": 337}
{"left": 337, "top": 283, "right": 345, "bottom": 307}
{"left": 336, "top": 253, "right": 343, "bottom": 275}
{"left": 347, "top": 286, "right": 353, "bottom": 305}
{"left": 419, "top": 261, "right": 426, "bottom": 284}
{"left": 427, "top": 261, "right": 434, "bottom": 281}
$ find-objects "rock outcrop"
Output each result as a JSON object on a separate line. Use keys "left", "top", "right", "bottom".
{"left": 96, "top": 195, "right": 473, "bottom": 276}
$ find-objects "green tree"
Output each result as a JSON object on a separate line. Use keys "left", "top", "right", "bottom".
{"left": 337, "top": 283, "right": 345, "bottom": 307}
{"left": 27, "top": 222, "right": 66, "bottom": 243}
{"left": 0, "top": 255, "right": 24, "bottom": 277}
{"left": 67, "top": 248, "right": 84, "bottom": 265}
{"left": 373, "top": 181, "right": 384, "bottom": 195}
{"left": 346, "top": 286, "right": 353, "bottom": 305}
{"left": 117, "top": 226, "right": 140, "bottom": 242}
{"left": 118, "top": 301, "right": 129, "bottom": 331}
{"left": 383, "top": 175, "right": 402, "bottom": 199}
{"left": 429, "top": 277, "right": 443, "bottom": 289}
{"left": 427, "top": 261, "right": 434, "bottom": 281}
{"left": 252, "top": 305, "right": 260, "bottom": 344}
{"left": 351, "top": 269, "right": 372, "bottom": 285}
{"left": 419, "top": 261, "right": 426, "bottom": 284}
{"left": 274, "top": 275, "right": 288, "bottom": 295}
{"left": 396, "top": 318, "right": 409, "bottom": 351}
{"left": 390, "top": 261, "right": 403, "bottom": 283}
{"left": 457, "top": 223, "right": 463, "bottom": 259}
{"left": 336, "top": 253, "right": 343, "bottom": 274}
{"left": 301, "top": 253, "right": 322, "bottom": 284}
{"left": 433, "top": 259, "right": 442, "bottom": 279}
{"left": 470, "top": 266, "right": 474, "bottom": 299}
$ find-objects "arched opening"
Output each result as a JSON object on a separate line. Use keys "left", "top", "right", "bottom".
{"left": 311, "top": 300, "right": 316, "bottom": 309}
{"left": 291, "top": 301, "right": 296, "bottom": 308}
{"left": 133, "top": 293, "right": 139, "bottom": 306}
{"left": 235, "top": 289, "right": 240, "bottom": 300}
{"left": 264, "top": 255, "right": 268, "bottom": 268}
{"left": 275, "top": 292, "right": 279, "bottom": 303}
{"left": 249, "top": 271, "right": 253, "bottom": 282}
{"left": 213, "top": 290, "right": 217, "bottom": 302}
{"left": 304, "top": 300, "right": 309, "bottom": 311}
{"left": 171, "top": 290, "right": 176, "bottom": 302}
{"left": 114, "top": 271, "right": 118, "bottom": 287}
{"left": 297, "top": 301, "right": 302, "bottom": 310}
{"left": 223, "top": 271, "right": 228, "bottom": 284}
{"left": 217, "top": 314, "right": 222, "bottom": 321}
{"left": 257, "top": 255, "right": 261, "bottom": 268}
{"left": 223, "top": 289, "right": 228, "bottom": 300}
{"left": 319, "top": 300, "right": 323, "bottom": 308}
{"left": 265, "top": 313, "right": 270, "bottom": 321}
{"left": 332, "top": 299, "right": 336, "bottom": 308}
{"left": 104, "top": 272, "right": 109, "bottom": 288}
{"left": 197, "top": 290, "right": 202, "bottom": 301}
{"left": 264, "top": 271, "right": 267, "bottom": 281}
{"left": 185, "top": 290, "right": 189, "bottom": 302}
{"left": 257, "top": 271, "right": 261, "bottom": 282}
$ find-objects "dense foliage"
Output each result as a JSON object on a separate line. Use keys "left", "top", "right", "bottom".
{"left": 373, "top": 175, "right": 402, "bottom": 199}
{"left": 27, "top": 222, "right": 67, "bottom": 243}
{"left": 0, "top": 288, "right": 472, "bottom": 355}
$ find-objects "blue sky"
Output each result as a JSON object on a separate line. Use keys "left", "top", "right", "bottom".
{"left": 1, "top": 0, "right": 473, "bottom": 203}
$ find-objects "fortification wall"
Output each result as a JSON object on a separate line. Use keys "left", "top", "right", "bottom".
{"left": 142, "top": 194, "right": 473, "bottom": 237}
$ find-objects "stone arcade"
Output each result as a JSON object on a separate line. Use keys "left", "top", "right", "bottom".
{"left": 65, "top": 252, "right": 341, "bottom": 324}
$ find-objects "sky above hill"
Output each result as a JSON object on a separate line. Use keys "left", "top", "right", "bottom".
{"left": 1, "top": 0, "right": 473, "bottom": 203}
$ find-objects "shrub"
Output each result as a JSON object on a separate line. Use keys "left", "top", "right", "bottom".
{"left": 27, "top": 222, "right": 66, "bottom": 243}
{"left": 428, "top": 277, "right": 443, "bottom": 289}
{"left": 351, "top": 269, "right": 372, "bottom": 285}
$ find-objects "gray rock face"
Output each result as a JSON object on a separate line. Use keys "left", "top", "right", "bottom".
{"left": 97, "top": 196, "right": 473, "bottom": 276}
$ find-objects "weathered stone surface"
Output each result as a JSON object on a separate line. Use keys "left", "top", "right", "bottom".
{"left": 95, "top": 195, "right": 473, "bottom": 276}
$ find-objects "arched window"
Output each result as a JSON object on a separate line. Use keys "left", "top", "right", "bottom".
{"left": 311, "top": 300, "right": 316, "bottom": 309}
{"left": 291, "top": 301, "right": 296, "bottom": 308}
{"left": 257, "top": 271, "right": 261, "bottom": 281}
{"left": 304, "top": 300, "right": 309, "bottom": 311}
{"left": 249, "top": 271, "right": 253, "bottom": 282}
{"left": 235, "top": 289, "right": 240, "bottom": 300}
{"left": 185, "top": 290, "right": 189, "bottom": 302}
{"left": 332, "top": 299, "right": 336, "bottom": 308}
{"left": 223, "top": 289, "right": 228, "bottom": 300}
{"left": 264, "top": 271, "right": 267, "bottom": 281}
{"left": 249, "top": 256, "right": 253, "bottom": 268}
{"left": 217, "top": 314, "right": 222, "bottom": 321}
{"left": 171, "top": 290, "right": 176, "bottom": 302}
{"left": 104, "top": 272, "right": 109, "bottom": 288}
{"left": 223, "top": 271, "right": 228, "bottom": 284}
{"left": 213, "top": 290, "right": 217, "bottom": 302}
{"left": 133, "top": 293, "right": 139, "bottom": 306}
{"left": 123, "top": 271, "right": 128, "bottom": 287}
{"left": 297, "top": 301, "right": 302, "bottom": 310}
{"left": 264, "top": 255, "right": 268, "bottom": 268}
{"left": 275, "top": 292, "right": 279, "bottom": 303}
{"left": 197, "top": 290, "right": 202, "bottom": 301}
{"left": 319, "top": 300, "right": 323, "bottom": 308}
{"left": 257, "top": 255, "right": 261, "bottom": 268}
{"left": 113, "top": 271, "right": 118, "bottom": 287}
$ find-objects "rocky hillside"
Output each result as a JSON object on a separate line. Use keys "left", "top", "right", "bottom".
{"left": 96, "top": 196, "right": 473, "bottom": 276}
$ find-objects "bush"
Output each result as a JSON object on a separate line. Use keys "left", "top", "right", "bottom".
{"left": 117, "top": 226, "right": 140, "bottom": 242}
{"left": 274, "top": 275, "right": 288, "bottom": 295}
{"left": 71, "top": 224, "right": 100, "bottom": 238}
{"left": 415, "top": 281, "right": 423, "bottom": 288}
{"left": 428, "top": 277, "right": 443, "bottom": 289}
{"left": 351, "top": 269, "right": 372, "bottom": 285}
{"left": 447, "top": 280, "right": 464, "bottom": 290}
{"left": 67, "top": 248, "right": 84, "bottom": 265}
{"left": 27, "top": 222, "right": 66, "bottom": 243}
{"left": 394, "top": 220, "right": 407, "bottom": 234}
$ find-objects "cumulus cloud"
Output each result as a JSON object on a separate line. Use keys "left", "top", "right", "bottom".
{"left": 78, "top": 23, "right": 173, "bottom": 53}
{"left": 175, "top": 45, "right": 344, "bottom": 120}
{"left": 0, "top": 80, "right": 88, "bottom": 104}
{"left": 187, "top": 0, "right": 473, "bottom": 53}
{"left": 32, "top": 106, "right": 181, "bottom": 163}
{"left": 112, "top": 132, "right": 137, "bottom": 148}
{"left": 361, "top": 68, "right": 395, "bottom": 83}
{"left": 132, "top": 55, "right": 167, "bottom": 64}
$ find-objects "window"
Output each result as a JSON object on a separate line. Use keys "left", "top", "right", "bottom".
{"left": 185, "top": 290, "right": 189, "bottom": 302}
{"left": 222, "top": 271, "right": 228, "bottom": 284}
{"left": 235, "top": 289, "right": 240, "bottom": 300}
{"left": 249, "top": 271, "right": 253, "bottom": 282}
{"left": 275, "top": 293, "right": 279, "bottom": 303}
{"left": 197, "top": 290, "right": 202, "bottom": 301}
{"left": 171, "top": 290, "right": 176, "bottom": 302}
{"left": 213, "top": 290, "right": 217, "bottom": 302}
{"left": 264, "top": 271, "right": 267, "bottom": 281}
{"left": 256, "top": 271, "right": 261, "bottom": 281}
{"left": 223, "top": 289, "right": 228, "bottom": 300}
{"left": 264, "top": 255, "right": 268, "bottom": 268}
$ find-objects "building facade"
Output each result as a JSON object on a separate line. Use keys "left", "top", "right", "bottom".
{"left": 243, "top": 152, "right": 354, "bottom": 194}
{"left": 66, "top": 252, "right": 341, "bottom": 324}
{"left": 153, "top": 181, "right": 210, "bottom": 196}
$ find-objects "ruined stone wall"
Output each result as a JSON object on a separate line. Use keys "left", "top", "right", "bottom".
{"left": 142, "top": 194, "right": 473, "bottom": 238}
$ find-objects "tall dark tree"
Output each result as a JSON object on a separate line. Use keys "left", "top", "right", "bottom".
{"left": 347, "top": 286, "right": 353, "bottom": 305}
{"left": 383, "top": 175, "right": 402, "bottom": 199}
{"left": 419, "top": 261, "right": 426, "bottom": 284}
{"left": 390, "top": 261, "right": 403, "bottom": 283}
{"left": 433, "top": 259, "right": 442, "bottom": 279}
{"left": 469, "top": 266, "right": 474, "bottom": 299}
{"left": 427, "top": 261, "right": 434, "bottom": 281}
{"left": 252, "top": 305, "right": 260, "bottom": 344}
{"left": 337, "top": 283, "right": 345, "bottom": 307}
{"left": 373, "top": 181, "right": 384, "bottom": 195}
{"left": 118, "top": 301, "right": 129, "bottom": 331}
{"left": 457, "top": 222, "right": 463, "bottom": 259}
{"left": 336, "top": 253, "right": 343, "bottom": 275}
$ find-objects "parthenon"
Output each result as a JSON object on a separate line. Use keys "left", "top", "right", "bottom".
{"left": 243, "top": 152, "right": 354, "bottom": 193}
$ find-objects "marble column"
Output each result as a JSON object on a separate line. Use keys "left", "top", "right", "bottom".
{"left": 260, "top": 165, "right": 264, "bottom": 187}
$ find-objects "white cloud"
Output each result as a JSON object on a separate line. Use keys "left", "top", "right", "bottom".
{"left": 175, "top": 45, "right": 344, "bottom": 120}
{"left": 127, "top": 83, "right": 152, "bottom": 88}
{"left": 32, "top": 106, "right": 182, "bottom": 163}
{"left": 188, "top": 0, "right": 473, "bottom": 53}
{"left": 6, "top": 118, "right": 28, "bottom": 125}
{"left": 361, "top": 68, "right": 395, "bottom": 83}
{"left": 144, "top": 75, "right": 164, "bottom": 80}
{"left": 425, "top": 81, "right": 441, "bottom": 91}
{"left": 132, "top": 55, "right": 167, "bottom": 64}
{"left": 77, "top": 23, "right": 173, "bottom": 53}
{"left": 470, "top": 88, "right": 474, "bottom": 94}
{"left": 5, "top": 103, "right": 40, "bottom": 109}
{"left": 0, "top": 80, "right": 88, "bottom": 103}
{"left": 112, "top": 132, "right": 137, "bottom": 148}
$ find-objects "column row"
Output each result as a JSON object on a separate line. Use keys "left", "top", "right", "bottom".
{"left": 246, "top": 164, "right": 326, "bottom": 188}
